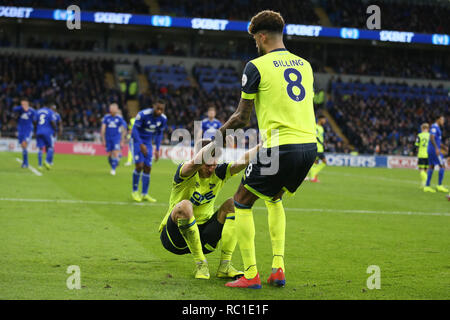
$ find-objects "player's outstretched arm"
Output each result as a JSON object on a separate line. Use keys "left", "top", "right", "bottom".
{"left": 218, "top": 98, "right": 254, "bottom": 143}
{"left": 180, "top": 141, "right": 218, "bottom": 178}
{"left": 230, "top": 142, "right": 262, "bottom": 176}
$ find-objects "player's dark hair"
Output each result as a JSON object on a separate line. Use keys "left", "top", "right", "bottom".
{"left": 436, "top": 114, "right": 444, "bottom": 120}
{"left": 318, "top": 115, "right": 326, "bottom": 120}
{"left": 208, "top": 106, "right": 216, "bottom": 111}
{"left": 248, "top": 10, "right": 285, "bottom": 35}
{"left": 20, "top": 97, "right": 29, "bottom": 102}
{"left": 154, "top": 98, "right": 166, "bottom": 106}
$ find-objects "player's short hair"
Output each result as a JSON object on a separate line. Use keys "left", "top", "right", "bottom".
{"left": 248, "top": 10, "right": 285, "bottom": 35}
{"left": 20, "top": 97, "right": 29, "bottom": 102}
{"left": 154, "top": 98, "right": 166, "bottom": 106}
{"left": 421, "top": 123, "right": 429, "bottom": 130}
{"left": 318, "top": 115, "right": 326, "bottom": 120}
{"left": 435, "top": 114, "right": 444, "bottom": 120}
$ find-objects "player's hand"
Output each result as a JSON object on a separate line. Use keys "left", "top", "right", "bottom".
{"left": 120, "top": 141, "right": 124, "bottom": 148}
{"left": 140, "top": 144, "right": 148, "bottom": 157}
{"left": 436, "top": 149, "right": 441, "bottom": 157}
{"left": 155, "top": 150, "right": 160, "bottom": 162}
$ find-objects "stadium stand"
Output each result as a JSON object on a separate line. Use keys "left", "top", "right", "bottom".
{"left": 322, "top": 0, "right": 450, "bottom": 34}
{"left": 145, "top": 64, "right": 190, "bottom": 89}
{"left": 6, "top": 0, "right": 450, "bottom": 33}
{"left": 193, "top": 64, "right": 240, "bottom": 92}
{"left": 327, "top": 78, "right": 449, "bottom": 155}
{"left": 0, "top": 53, "right": 123, "bottom": 141}
{"left": 2, "top": 0, "right": 149, "bottom": 13}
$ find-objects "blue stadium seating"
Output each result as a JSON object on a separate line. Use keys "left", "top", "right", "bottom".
{"left": 145, "top": 65, "right": 190, "bottom": 88}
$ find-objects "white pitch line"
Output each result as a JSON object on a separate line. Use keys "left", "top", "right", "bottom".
{"left": 15, "top": 158, "right": 42, "bottom": 176}
{"left": 0, "top": 197, "right": 448, "bottom": 217}
{"left": 325, "top": 171, "right": 418, "bottom": 185}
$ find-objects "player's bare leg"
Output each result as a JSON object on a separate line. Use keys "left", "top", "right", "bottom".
{"left": 171, "top": 200, "right": 209, "bottom": 279}
{"left": 216, "top": 198, "right": 244, "bottom": 279}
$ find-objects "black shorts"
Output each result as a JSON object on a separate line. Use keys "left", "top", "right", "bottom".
{"left": 160, "top": 211, "right": 223, "bottom": 255}
{"left": 317, "top": 152, "right": 325, "bottom": 161}
{"left": 242, "top": 143, "right": 317, "bottom": 199}
{"left": 418, "top": 158, "right": 428, "bottom": 169}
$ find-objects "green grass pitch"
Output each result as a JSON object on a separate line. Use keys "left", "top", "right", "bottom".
{"left": 0, "top": 151, "right": 448, "bottom": 300}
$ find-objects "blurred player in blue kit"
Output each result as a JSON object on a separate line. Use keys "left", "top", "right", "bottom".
{"left": 101, "top": 103, "right": 127, "bottom": 176}
{"left": 424, "top": 115, "right": 448, "bottom": 193}
{"left": 202, "top": 106, "right": 222, "bottom": 139}
{"left": 131, "top": 99, "right": 167, "bottom": 202}
{"left": 48, "top": 103, "right": 63, "bottom": 166}
{"left": 35, "top": 103, "right": 57, "bottom": 170}
{"left": 12, "top": 97, "right": 36, "bottom": 168}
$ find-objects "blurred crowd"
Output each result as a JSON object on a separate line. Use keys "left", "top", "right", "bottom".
{"left": 2, "top": 35, "right": 448, "bottom": 81}
{"left": 1, "top": 0, "right": 149, "bottom": 13}
{"left": 323, "top": 0, "right": 449, "bottom": 34}
{"left": 0, "top": 53, "right": 125, "bottom": 141}
{"left": 0, "top": 52, "right": 448, "bottom": 156}
{"left": 327, "top": 79, "right": 449, "bottom": 155}
{"left": 159, "top": 0, "right": 319, "bottom": 25}
{"left": 327, "top": 47, "right": 449, "bottom": 80}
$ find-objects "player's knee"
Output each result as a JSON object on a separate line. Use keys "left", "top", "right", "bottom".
{"left": 135, "top": 163, "right": 143, "bottom": 171}
{"left": 233, "top": 184, "right": 257, "bottom": 209}
{"left": 143, "top": 165, "right": 151, "bottom": 174}
{"left": 172, "top": 200, "right": 193, "bottom": 221}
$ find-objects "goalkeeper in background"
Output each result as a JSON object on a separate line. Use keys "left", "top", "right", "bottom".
{"left": 415, "top": 123, "right": 430, "bottom": 188}
{"left": 125, "top": 116, "right": 136, "bottom": 166}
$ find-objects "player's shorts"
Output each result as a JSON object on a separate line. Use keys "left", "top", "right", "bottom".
{"left": 242, "top": 143, "right": 317, "bottom": 200}
{"left": 317, "top": 152, "right": 326, "bottom": 161}
{"left": 428, "top": 151, "right": 445, "bottom": 166}
{"left": 133, "top": 142, "right": 152, "bottom": 166}
{"left": 18, "top": 130, "right": 32, "bottom": 144}
{"left": 160, "top": 211, "right": 223, "bottom": 255}
{"left": 36, "top": 133, "right": 54, "bottom": 149}
{"left": 105, "top": 137, "right": 121, "bottom": 152}
{"left": 418, "top": 158, "right": 428, "bottom": 169}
